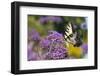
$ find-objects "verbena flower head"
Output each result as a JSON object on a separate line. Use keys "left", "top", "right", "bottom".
{"left": 48, "top": 16, "right": 62, "bottom": 22}
{"left": 47, "top": 31, "right": 63, "bottom": 41}
{"left": 81, "top": 43, "right": 88, "bottom": 54}
{"left": 27, "top": 42, "right": 40, "bottom": 61}
{"left": 40, "top": 38, "right": 51, "bottom": 48}
{"left": 28, "top": 29, "right": 40, "bottom": 41}
{"left": 39, "top": 16, "right": 62, "bottom": 24}
{"left": 47, "top": 46, "right": 67, "bottom": 59}
{"left": 39, "top": 31, "right": 66, "bottom": 60}
{"left": 80, "top": 22, "right": 87, "bottom": 30}
{"left": 39, "top": 17, "right": 48, "bottom": 24}
{"left": 28, "top": 48, "right": 39, "bottom": 61}
{"left": 28, "top": 42, "right": 33, "bottom": 51}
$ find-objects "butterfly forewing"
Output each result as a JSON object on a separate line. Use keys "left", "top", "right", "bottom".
{"left": 65, "top": 23, "right": 73, "bottom": 37}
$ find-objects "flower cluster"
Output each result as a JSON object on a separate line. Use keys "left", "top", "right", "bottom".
{"left": 40, "top": 31, "right": 64, "bottom": 48}
{"left": 28, "top": 42, "right": 39, "bottom": 61}
{"left": 80, "top": 22, "right": 87, "bottom": 30}
{"left": 40, "top": 38, "right": 51, "bottom": 49}
{"left": 28, "top": 49, "right": 39, "bottom": 61}
{"left": 81, "top": 43, "right": 88, "bottom": 54}
{"left": 28, "top": 29, "right": 40, "bottom": 41}
{"left": 28, "top": 29, "right": 67, "bottom": 60}
{"left": 40, "top": 31, "right": 67, "bottom": 59}
{"left": 47, "top": 31, "right": 63, "bottom": 40}
{"left": 47, "top": 46, "right": 67, "bottom": 59}
{"left": 80, "top": 18, "right": 88, "bottom": 30}
{"left": 39, "top": 16, "right": 62, "bottom": 24}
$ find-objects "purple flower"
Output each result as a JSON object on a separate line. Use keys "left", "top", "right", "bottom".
{"left": 40, "top": 38, "right": 51, "bottom": 48}
{"left": 28, "top": 42, "right": 33, "bottom": 51}
{"left": 81, "top": 43, "right": 88, "bottom": 54}
{"left": 54, "top": 39, "right": 64, "bottom": 44}
{"left": 27, "top": 42, "right": 40, "bottom": 61}
{"left": 48, "top": 16, "right": 62, "bottom": 22}
{"left": 47, "top": 31, "right": 64, "bottom": 46}
{"left": 28, "top": 29, "right": 40, "bottom": 41}
{"left": 47, "top": 31, "right": 63, "bottom": 41}
{"left": 28, "top": 49, "right": 39, "bottom": 61}
{"left": 39, "top": 16, "right": 62, "bottom": 24}
{"left": 47, "top": 46, "right": 67, "bottom": 59}
{"left": 39, "top": 17, "right": 48, "bottom": 24}
{"left": 39, "top": 31, "right": 66, "bottom": 60}
{"left": 80, "top": 22, "right": 87, "bottom": 30}
{"left": 48, "top": 30, "right": 57, "bottom": 35}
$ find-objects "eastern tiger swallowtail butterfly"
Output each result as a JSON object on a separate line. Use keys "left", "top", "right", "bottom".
{"left": 64, "top": 22, "right": 82, "bottom": 47}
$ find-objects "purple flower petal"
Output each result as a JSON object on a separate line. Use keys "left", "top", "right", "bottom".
{"left": 39, "top": 16, "right": 62, "bottom": 24}
{"left": 39, "top": 17, "right": 48, "bottom": 24}
{"left": 48, "top": 16, "right": 62, "bottom": 22}
{"left": 47, "top": 31, "right": 63, "bottom": 41}
{"left": 40, "top": 38, "right": 51, "bottom": 48}
{"left": 47, "top": 46, "right": 67, "bottom": 60}
{"left": 28, "top": 29, "right": 40, "bottom": 41}
{"left": 81, "top": 43, "right": 88, "bottom": 54}
{"left": 80, "top": 22, "right": 87, "bottom": 30}
{"left": 28, "top": 49, "right": 39, "bottom": 61}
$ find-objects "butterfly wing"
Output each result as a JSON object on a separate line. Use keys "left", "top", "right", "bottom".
{"left": 64, "top": 22, "right": 82, "bottom": 47}
{"left": 64, "top": 23, "right": 73, "bottom": 39}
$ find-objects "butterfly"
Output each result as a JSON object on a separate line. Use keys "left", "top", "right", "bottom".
{"left": 64, "top": 22, "right": 82, "bottom": 47}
